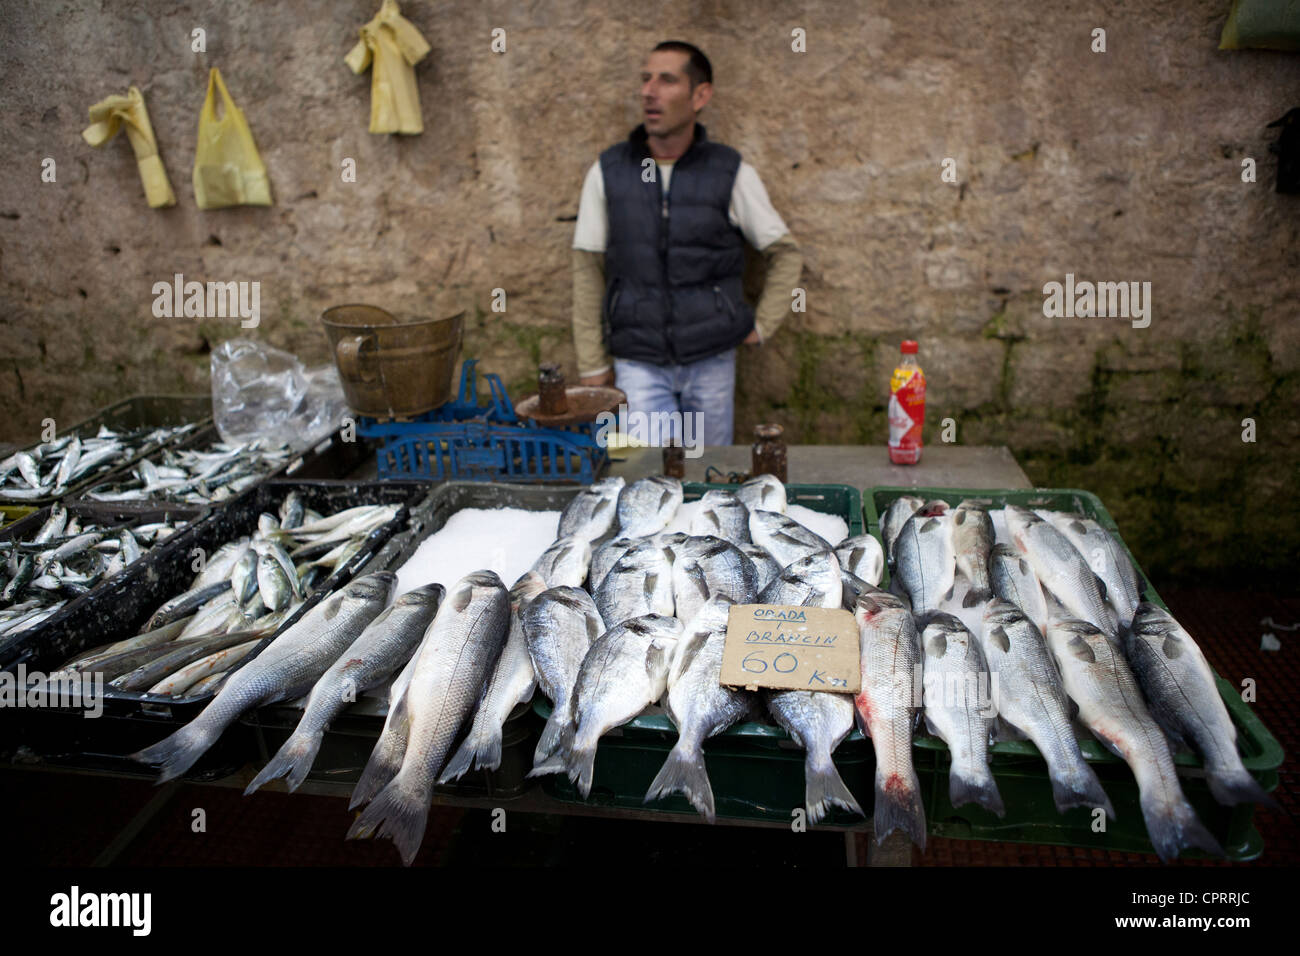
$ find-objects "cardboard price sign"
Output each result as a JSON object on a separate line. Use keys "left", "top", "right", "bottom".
{"left": 720, "top": 605, "right": 860, "bottom": 693}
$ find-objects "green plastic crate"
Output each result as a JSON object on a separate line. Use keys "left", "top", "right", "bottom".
{"left": 866, "top": 486, "right": 1284, "bottom": 860}
{"left": 540, "top": 480, "right": 872, "bottom": 821}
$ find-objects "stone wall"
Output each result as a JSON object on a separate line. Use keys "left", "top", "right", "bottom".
{"left": 1, "top": 0, "right": 1297, "bottom": 581}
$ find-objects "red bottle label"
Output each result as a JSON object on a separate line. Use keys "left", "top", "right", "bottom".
{"left": 888, "top": 367, "right": 926, "bottom": 465}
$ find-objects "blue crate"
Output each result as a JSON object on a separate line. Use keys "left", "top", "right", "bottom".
{"left": 357, "top": 360, "right": 609, "bottom": 484}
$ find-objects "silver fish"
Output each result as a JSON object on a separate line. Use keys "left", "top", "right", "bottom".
{"left": 893, "top": 509, "right": 955, "bottom": 617}
{"left": 523, "top": 586, "right": 606, "bottom": 774}
{"left": 564, "top": 614, "right": 682, "bottom": 797}
{"left": 749, "top": 510, "right": 832, "bottom": 568}
{"left": 689, "top": 490, "right": 751, "bottom": 546}
{"left": 1125, "top": 602, "right": 1275, "bottom": 808}
{"left": 1044, "top": 512, "right": 1144, "bottom": 628}
{"left": 531, "top": 534, "right": 592, "bottom": 589}
{"left": 1046, "top": 617, "right": 1223, "bottom": 862}
{"left": 920, "top": 613, "right": 1003, "bottom": 816}
{"left": 617, "top": 476, "right": 682, "bottom": 537}
{"left": 557, "top": 477, "right": 625, "bottom": 543}
{"left": 349, "top": 645, "right": 422, "bottom": 810}
{"left": 989, "top": 543, "right": 1050, "bottom": 638}
{"left": 1007, "top": 506, "right": 1117, "bottom": 640}
{"left": 835, "top": 533, "right": 884, "bottom": 587}
{"left": 951, "top": 502, "right": 994, "bottom": 607}
{"left": 148, "top": 639, "right": 261, "bottom": 696}
{"left": 758, "top": 550, "right": 842, "bottom": 609}
{"left": 440, "top": 571, "right": 549, "bottom": 782}
{"left": 648, "top": 606, "right": 754, "bottom": 822}
{"left": 588, "top": 536, "right": 640, "bottom": 592}
{"left": 881, "top": 495, "right": 924, "bottom": 565}
{"left": 133, "top": 571, "right": 397, "bottom": 783}
{"left": 670, "top": 536, "right": 759, "bottom": 625}
{"left": 741, "top": 544, "right": 783, "bottom": 594}
{"left": 766, "top": 689, "right": 863, "bottom": 825}
{"left": 347, "top": 571, "right": 510, "bottom": 865}
{"left": 593, "top": 541, "right": 675, "bottom": 626}
{"left": 735, "top": 474, "right": 786, "bottom": 515}
{"left": 245, "top": 583, "right": 445, "bottom": 795}
{"left": 979, "top": 599, "right": 1113, "bottom": 816}
{"left": 854, "top": 585, "right": 926, "bottom": 848}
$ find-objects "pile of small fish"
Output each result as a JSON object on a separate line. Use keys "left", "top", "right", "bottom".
{"left": 83, "top": 438, "right": 293, "bottom": 504}
{"left": 0, "top": 423, "right": 200, "bottom": 500}
{"left": 876, "top": 495, "right": 1275, "bottom": 861}
{"left": 1, "top": 505, "right": 188, "bottom": 650}
{"left": 61, "top": 495, "right": 399, "bottom": 698}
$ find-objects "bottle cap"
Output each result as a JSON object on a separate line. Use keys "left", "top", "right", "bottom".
{"left": 900, "top": 340, "right": 919, "bottom": 354}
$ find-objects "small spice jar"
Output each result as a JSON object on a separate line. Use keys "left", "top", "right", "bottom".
{"left": 662, "top": 440, "right": 685, "bottom": 479}
{"left": 538, "top": 363, "right": 568, "bottom": 415}
{"left": 751, "top": 423, "right": 787, "bottom": 483}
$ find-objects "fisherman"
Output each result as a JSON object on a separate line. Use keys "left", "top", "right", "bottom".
{"left": 571, "top": 41, "right": 803, "bottom": 447}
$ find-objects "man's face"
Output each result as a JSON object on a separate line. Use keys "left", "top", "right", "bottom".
{"left": 640, "top": 50, "right": 711, "bottom": 137}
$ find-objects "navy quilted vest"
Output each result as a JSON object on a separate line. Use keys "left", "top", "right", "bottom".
{"left": 600, "top": 123, "right": 753, "bottom": 365}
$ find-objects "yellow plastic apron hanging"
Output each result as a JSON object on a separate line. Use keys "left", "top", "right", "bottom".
{"left": 192, "top": 67, "right": 273, "bottom": 209}
{"left": 345, "top": 0, "right": 430, "bottom": 134}
{"left": 82, "top": 86, "right": 176, "bottom": 208}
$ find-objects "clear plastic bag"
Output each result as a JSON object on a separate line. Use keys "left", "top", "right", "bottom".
{"left": 211, "top": 339, "right": 347, "bottom": 451}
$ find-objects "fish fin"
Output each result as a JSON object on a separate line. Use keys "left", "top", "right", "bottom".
{"left": 345, "top": 777, "right": 431, "bottom": 866}
{"left": 531, "top": 710, "right": 566, "bottom": 770}
{"left": 962, "top": 587, "right": 993, "bottom": 608}
{"left": 1139, "top": 791, "right": 1224, "bottom": 862}
{"left": 948, "top": 769, "right": 1005, "bottom": 817}
{"left": 873, "top": 766, "right": 927, "bottom": 849}
{"left": 131, "top": 715, "right": 222, "bottom": 784}
{"left": 1207, "top": 768, "right": 1279, "bottom": 810}
{"left": 805, "top": 754, "right": 863, "bottom": 825}
{"left": 1047, "top": 760, "right": 1115, "bottom": 819}
{"left": 527, "top": 752, "right": 568, "bottom": 779}
{"left": 244, "top": 730, "right": 323, "bottom": 795}
{"left": 441, "top": 726, "right": 504, "bottom": 783}
{"left": 645, "top": 741, "right": 716, "bottom": 823}
{"left": 349, "top": 735, "right": 406, "bottom": 810}
{"left": 566, "top": 743, "right": 598, "bottom": 797}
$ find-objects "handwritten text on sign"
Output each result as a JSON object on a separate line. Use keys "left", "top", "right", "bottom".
{"left": 720, "top": 605, "right": 860, "bottom": 693}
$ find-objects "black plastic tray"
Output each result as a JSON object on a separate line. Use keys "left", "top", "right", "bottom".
{"left": 2, "top": 480, "right": 429, "bottom": 781}
{"left": 0, "top": 395, "right": 212, "bottom": 507}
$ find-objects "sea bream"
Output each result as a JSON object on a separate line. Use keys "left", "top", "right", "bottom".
{"left": 617, "top": 476, "right": 682, "bottom": 537}
{"left": 530, "top": 535, "right": 592, "bottom": 589}
{"left": 766, "top": 686, "right": 863, "bottom": 824}
{"left": 854, "top": 585, "right": 926, "bottom": 848}
{"left": 757, "top": 550, "right": 842, "bottom": 609}
{"left": 735, "top": 474, "right": 786, "bottom": 515}
{"left": 133, "top": 571, "right": 397, "bottom": 783}
{"left": 689, "top": 489, "right": 752, "bottom": 546}
{"left": 669, "top": 536, "right": 759, "bottom": 625}
{"left": 593, "top": 540, "right": 675, "bottom": 626}
{"left": 347, "top": 571, "right": 510, "bottom": 865}
{"left": 748, "top": 510, "right": 833, "bottom": 568}
{"left": 979, "top": 600, "right": 1113, "bottom": 817}
{"left": 835, "top": 533, "right": 884, "bottom": 587}
{"left": 244, "top": 582, "right": 445, "bottom": 795}
{"left": 1125, "top": 602, "right": 1275, "bottom": 808}
{"left": 1046, "top": 617, "right": 1223, "bottom": 862}
{"left": 557, "top": 477, "right": 625, "bottom": 543}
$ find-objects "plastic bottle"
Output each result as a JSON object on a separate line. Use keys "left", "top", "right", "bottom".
{"left": 888, "top": 340, "right": 926, "bottom": 465}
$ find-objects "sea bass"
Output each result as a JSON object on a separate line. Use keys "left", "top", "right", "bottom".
{"left": 893, "top": 509, "right": 955, "bottom": 618}
{"left": 1007, "top": 506, "right": 1117, "bottom": 640}
{"left": 347, "top": 571, "right": 510, "bottom": 865}
{"left": 881, "top": 495, "right": 924, "bottom": 565}
{"left": 989, "top": 543, "right": 1050, "bottom": 639}
{"left": 951, "top": 502, "right": 994, "bottom": 607}
{"left": 1046, "top": 618, "right": 1223, "bottom": 862}
{"left": 133, "top": 571, "right": 397, "bottom": 783}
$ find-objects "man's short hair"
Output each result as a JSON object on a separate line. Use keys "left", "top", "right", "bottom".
{"left": 652, "top": 41, "right": 712, "bottom": 89}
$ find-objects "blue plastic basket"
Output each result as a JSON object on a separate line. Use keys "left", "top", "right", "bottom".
{"left": 357, "top": 360, "right": 609, "bottom": 483}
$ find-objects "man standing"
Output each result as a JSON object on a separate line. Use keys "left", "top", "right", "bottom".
{"left": 571, "top": 41, "right": 803, "bottom": 447}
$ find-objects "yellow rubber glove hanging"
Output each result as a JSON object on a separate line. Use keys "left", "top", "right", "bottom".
{"left": 345, "top": 0, "right": 430, "bottom": 134}
{"left": 82, "top": 86, "right": 176, "bottom": 208}
{"left": 192, "top": 68, "right": 273, "bottom": 209}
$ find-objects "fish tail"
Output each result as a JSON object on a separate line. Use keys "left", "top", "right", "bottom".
{"left": 244, "top": 730, "right": 324, "bottom": 795}
{"left": 131, "top": 714, "right": 223, "bottom": 784}
{"left": 533, "top": 709, "right": 565, "bottom": 764}
{"left": 349, "top": 738, "right": 404, "bottom": 810}
{"left": 1047, "top": 758, "right": 1115, "bottom": 819}
{"left": 345, "top": 777, "right": 432, "bottom": 866}
{"left": 874, "top": 766, "right": 927, "bottom": 849}
{"left": 528, "top": 714, "right": 571, "bottom": 778}
{"left": 565, "top": 727, "right": 598, "bottom": 798}
{"left": 439, "top": 724, "right": 503, "bottom": 784}
{"left": 644, "top": 741, "right": 716, "bottom": 823}
{"left": 948, "top": 766, "right": 1005, "bottom": 817}
{"left": 805, "top": 752, "right": 864, "bottom": 825}
{"left": 1207, "top": 766, "right": 1278, "bottom": 810}
{"left": 1140, "top": 791, "right": 1224, "bottom": 862}
{"left": 962, "top": 587, "right": 993, "bottom": 608}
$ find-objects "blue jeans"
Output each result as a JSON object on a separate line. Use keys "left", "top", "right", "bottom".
{"left": 614, "top": 349, "right": 736, "bottom": 448}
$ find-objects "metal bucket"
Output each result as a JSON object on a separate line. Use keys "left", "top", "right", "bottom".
{"left": 321, "top": 305, "right": 464, "bottom": 419}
